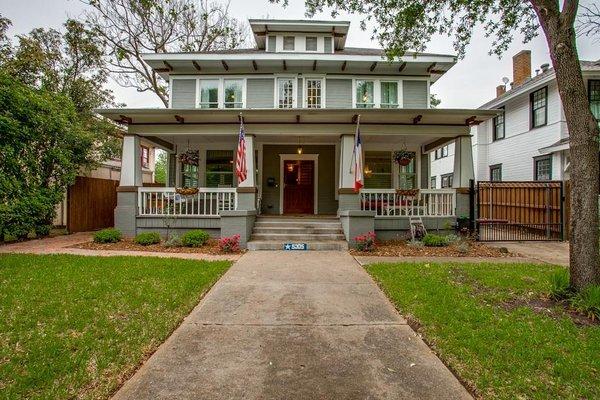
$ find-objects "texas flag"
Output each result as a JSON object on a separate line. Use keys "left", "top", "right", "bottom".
{"left": 353, "top": 123, "right": 364, "bottom": 192}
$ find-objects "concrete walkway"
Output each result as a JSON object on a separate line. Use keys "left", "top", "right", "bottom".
{"left": 113, "top": 251, "right": 471, "bottom": 400}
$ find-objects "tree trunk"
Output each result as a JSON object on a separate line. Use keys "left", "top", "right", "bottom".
{"left": 536, "top": 5, "right": 600, "bottom": 290}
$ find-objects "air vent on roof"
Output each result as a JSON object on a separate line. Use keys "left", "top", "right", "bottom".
{"left": 540, "top": 63, "right": 550, "bottom": 72}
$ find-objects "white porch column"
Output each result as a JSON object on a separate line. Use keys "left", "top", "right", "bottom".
{"left": 452, "top": 135, "right": 475, "bottom": 188}
{"left": 120, "top": 135, "right": 142, "bottom": 187}
{"left": 238, "top": 134, "right": 255, "bottom": 188}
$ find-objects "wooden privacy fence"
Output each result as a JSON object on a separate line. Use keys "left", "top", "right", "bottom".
{"left": 67, "top": 176, "right": 119, "bottom": 233}
{"left": 476, "top": 181, "right": 564, "bottom": 241}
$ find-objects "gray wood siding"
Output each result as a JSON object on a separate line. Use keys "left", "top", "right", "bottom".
{"left": 326, "top": 79, "right": 352, "bottom": 108}
{"left": 171, "top": 79, "right": 196, "bottom": 108}
{"left": 247, "top": 78, "right": 275, "bottom": 108}
{"left": 403, "top": 80, "right": 428, "bottom": 108}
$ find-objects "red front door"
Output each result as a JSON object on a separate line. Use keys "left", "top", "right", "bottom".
{"left": 283, "top": 160, "right": 314, "bottom": 214}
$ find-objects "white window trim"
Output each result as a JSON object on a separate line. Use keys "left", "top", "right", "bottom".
{"left": 352, "top": 78, "right": 405, "bottom": 109}
{"left": 282, "top": 35, "right": 296, "bottom": 52}
{"left": 274, "top": 75, "right": 298, "bottom": 108}
{"left": 303, "top": 75, "right": 326, "bottom": 108}
{"left": 304, "top": 36, "right": 319, "bottom": 52}
{"left": 194, "top": 77, "right": 247, "bottom": 109}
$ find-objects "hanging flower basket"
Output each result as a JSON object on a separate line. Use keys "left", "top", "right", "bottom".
{"left": 176, "top": 187, "right": 199, "bottom": 196}
{"left": 396, "top": 189, "right": 420, "bottom": 197}
{"left": 179, "top": 150, "right": 199, "bottom": 166}
{"left": 393, "top": 150, "right": 415, "bottom": 166}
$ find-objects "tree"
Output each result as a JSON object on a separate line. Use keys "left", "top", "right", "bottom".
{"left": 278, "top": 0, "right": 600, "bottom": 290}
{"left": 578, "top": 3, "right": 600, "bottom": 38}
{"left": 154, "top": 150, "right": 167, "bottom": 184}
{"left": 83, "top": 0, "right": 247, "bottom": 106}
{"left": 430, "top": 94, "right": 441, "bottom": 108}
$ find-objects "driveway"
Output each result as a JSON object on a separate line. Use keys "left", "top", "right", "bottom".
{"left": 113, "top": 251, "right": 471, "bottom": 399}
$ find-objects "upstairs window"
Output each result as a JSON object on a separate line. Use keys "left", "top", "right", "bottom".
{"left": 434, "top": 145, "right": 449, "bottom": 160}
{"left": 140, "top": 146, "right": 149, "bottom": 168}
{"left": 493, "top": 107, "right": 505, "bottom": 141}
{"left": 441, "top": 173, "right": 453, "bottom": 188}
{"left": 283, "top": 36, "right": 295, "bottom": 51}
{"left": 277, "top": 78, "right": 295, "bottom": 108}
{"left": 589, "top": 80, "right": 600, "bottom": 123}
{"left": 490, "top": 164, "right": 502, "bottom": 181}
{"left": 356, "top": 80, "right": 374, "bottom": 108}
{"left": 224, "top": 79, "right": 243, "bottom": 108}
{"left": 380, "top": 81, "right": 399, "bottom": 108}
{"left": 306, "top": 78, "right": 323, "bottom": 108}
{"left": 305, "top": 36, "right": 317, "bottom": 51}
{"left": 534, "top": 156, "right": 552, "bottom": 181}
{"left": 530, "top": 87, "right": 547, "bottom": 128}
{"left": 364, "top": 152, "right": 391, "bottom": 189}
{"left": 199, "top": 80, "right": 219, "bottom": 108}
{"left": 206, "top": 150, "right": 234, "bottom": 187}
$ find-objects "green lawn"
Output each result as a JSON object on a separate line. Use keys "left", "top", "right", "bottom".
{"left": 366, "top": 261, "right": 600, "bottom": 400}
{"left": 0, "top": 254, "right": 231, "bottom": 400}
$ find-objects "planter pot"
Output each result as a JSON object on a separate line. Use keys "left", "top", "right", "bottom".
{"left": 397, "top": 158, "right": 411, "bottom": 166}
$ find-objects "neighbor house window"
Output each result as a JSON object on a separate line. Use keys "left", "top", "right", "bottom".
{"left": 278, "top": 78, "right": 295, "bottom": 108}
{"left": 490, "top": 164, "right": 502, "bottom": 181}
{"left": 380, "top": 81, "right": 399, "bottom": 108}
{"left": 441, "top": 173, "right": 453, "bottom": 188}
{"left": 530, "top": 87, "right": 547, "bottom": 128}
{"left": 534, "top": 156, "right": 552, "bottom": 181}
{"left": 305, "top": 36, "right": 317, "bottom": 51}
{"left": 181, "top": 163, "right": 198, "bottom": 187}
{"left": 199, "top": 80, "right": 219, "bottom": 108}
{"left": 398, "top": 153, "right": 416, "bottom": 190}
{"left": 364, "top": 151, "right": 391, "bottom": 189}
{"left": 589, "top": 80, "right": 600, "bottom": 124}
{"left": 224, "top": 79, "right": 243, "bottom": 108}
{"left": 434, "top": 145, "right": 449, "bottom": 160}
{"left": 355, "top": 80, "right": 374, "bottom": 108}
{"left": 140, "top": 146, "right": 149, "bottom": 168}
{"left": 206, "top": 150, "right": 234, "bottom": 187}
{"left": 283, "top": 36, "right": 295, "bottom": 50}
{"left": 306, "top": 78, "right": 323, "bottom": 108}
{"left": 493, "top": 107, "right": 505, "bottom": 141}
{"left": 430, "top": 176, "right": 436, "bottom": 189}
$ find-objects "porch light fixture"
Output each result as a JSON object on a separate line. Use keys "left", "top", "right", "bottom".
{"left": 297, "top": 136, "right": 303, "bottom": 155}
{"left": 364, "top": 165, "right": 373, "bottom": 178}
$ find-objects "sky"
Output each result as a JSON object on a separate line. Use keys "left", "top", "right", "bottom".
{"left": 1, "top": 0, "right": 598, "bottom": 109}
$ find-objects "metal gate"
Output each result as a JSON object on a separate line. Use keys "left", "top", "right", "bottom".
{"left": 475, "top": 181, "right": 564, "bottom": 241}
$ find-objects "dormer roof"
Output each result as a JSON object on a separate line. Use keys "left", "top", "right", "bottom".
{"left": 249, "top": 19, "right": 350, "bottom": 50}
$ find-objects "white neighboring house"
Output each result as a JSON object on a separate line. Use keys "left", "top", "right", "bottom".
{"left": 430, "top": 50, "right": 600, "bottom": 185}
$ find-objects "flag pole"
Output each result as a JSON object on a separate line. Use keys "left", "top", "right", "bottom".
{"left": 349, "top": 114, "right": 361, "bottom": 174}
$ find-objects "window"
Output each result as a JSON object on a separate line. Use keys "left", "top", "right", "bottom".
{"left": 277, "top": 78, "right": 295, "bottom": 108}
{"left": 534, "top": 156, "right": 552, "bottom": 181}
{"left": 589, "top": 80, "right": 600, "bottom": 123}
{"left": 398, "top": 153, "right": 416, "bottom": 190}
{"left": 530, "top": 87, "right": 547, "bottom": 128}
{"left": 364, "top": 152, "right": 392, "bottom": 188}
{"left": 223, "top": 79, "right": 243, "bottom": 108}
{"left": 430, "top": 176, "right": 436, "bottom": 189}
{"left": 305, "top": 36, "right": 317, "bottom": 51}
{"left": 490, "top": 164, "right": 502, "bottom": 181}
{"left": 434, "top": 145, "right": 449, "bottom": 160}
{"left": 140, "top": 146, "right": 149, "bottom": 169}
{"left": 355, "top": 80, "right": 374, "bottom": 108}
{"left": 493, "top": 107, "right": 505, "bottom": 141}
{"left": 206, "top": 150, "right": 234, "bottom": 187}
{"left": 283, "top": 36, "right": 295, "bottom": 51}
{"left": 199, "top": 80, "right": 219, "bottom": 108}
{"left": 306, "top": 78, "right": 323, "bottom": 108}
{"left": 441, "top": 173, "right": 453, "bottom": 188}
{"left": 181, "top": 159, "right": 198, "bottom": 188}
{"left": 380, "top": 82, "right": 399, "bottom": 108}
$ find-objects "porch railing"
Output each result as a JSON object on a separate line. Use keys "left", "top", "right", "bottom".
{"left": 360, "top": 189, "right": 456, "bottom": 217}
{"left": 138, "top": 187, "right": 237, "bottom": 216}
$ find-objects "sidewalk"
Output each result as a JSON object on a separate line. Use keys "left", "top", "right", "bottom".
{"left": 112, "top": 251, "right": 472, "bottom": 400}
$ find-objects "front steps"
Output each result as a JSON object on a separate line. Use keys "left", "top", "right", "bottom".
{"left": 247, "top": 216, "right": 348, "bottom": 251}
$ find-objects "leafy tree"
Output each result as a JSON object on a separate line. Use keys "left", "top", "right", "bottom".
{"left": 430, "top": 94, "right": 441, "bottom": 108}
{"left": 278, "top": 0, "right": 600, "bottom": 290}
{"left": 83, "top": 0, "right": 247, "bottom": 106}
{"left": 154, "top": 150, "right": 167, "bottom": 184}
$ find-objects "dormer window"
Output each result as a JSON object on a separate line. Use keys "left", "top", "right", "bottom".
{"left": 283, "top": 36, "right": 295, "bottom": 51}
{"left": 305, "top": 37, "right": 317, "bottom": 52}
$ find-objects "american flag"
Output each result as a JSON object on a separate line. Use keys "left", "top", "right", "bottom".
{"left": 235, "top": 117, "right": 247, "bottom": 183}
{"left": 353, "top": 117, "right": 364, "bottom": 192}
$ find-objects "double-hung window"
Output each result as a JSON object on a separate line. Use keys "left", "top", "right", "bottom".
{"left": 534, "top": 156, "right": 552, "bottom": 181}
{"left": 224, "top": 79, "right": 243, "bottom": 108}
{"left": 530, "top": 87, "right": 547, "bottom": 128}
{"left": 305, "top": 36, "right": 317, "bottom": 51}
{"left": 493, "top": 107, "right": 505, "bottom": 141}
{"left": 430, "top": 176, "right": 436, "bottom": 189}
{"left": 140, "top": 146, "right": 149, "bottom": 168}
{"left": 441, "top": 173, "right": 453, "bottom": 188}
{"left": 206, "top": 150, "right": 234, "bottom": 187}
{"left": 199, "top": 80, "right": 219, "bottom": 108}
{"left": 355, "top": 80, "right": 374, "bottom": 108}
{"left": 380, "top": 81, "right": 399, "bottom": 108}
{"left": 398, "top": 153, "right": 416, "bottom": 190}
{"left": 364, "top": 152, "right": 392, "bottom": 189}
{"left": 589, "top": 80, "right": 600, "bottom": 125}
{"left": 434, "top": 145, "right": 449, "bottom": 160}
{"left": 278, "top": 78, "right": 295, "bottom": 108}
{"left": 306, "top": 78, "right": 323, "bottom": 108}
{"left": 283, "top": 36, "right": 295, "bottom": 51}
{"left": 490, "top": 164, "right": 502, "bottom": 181}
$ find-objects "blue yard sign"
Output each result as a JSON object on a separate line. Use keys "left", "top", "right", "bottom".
{"left": 284, "top": 243, "right": 308, "bottom": 251}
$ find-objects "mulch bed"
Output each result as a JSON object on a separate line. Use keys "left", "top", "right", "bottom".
{"left": 350, "top": 239, "right": 517, "bottom": 257}
{"left": 71, "top": 239, "right": 245, "bottom": 255}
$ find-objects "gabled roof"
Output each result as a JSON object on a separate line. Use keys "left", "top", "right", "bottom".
{"left": 249, "top": 19, "right": 350, "bottom": 50}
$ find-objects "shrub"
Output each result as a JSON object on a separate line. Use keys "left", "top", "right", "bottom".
{"left": 422, "top": 233, "right": 449, "bottom": 247}
{"left": 570, "top": 285, "right": 600, "bottom": 320}
{"left": 548, "top": 269, "right": 571, "bottom": 300}
{"left": 354, "top": 231, "right": 376, "bottom": 252}
{"left": 93, "top": 228, "right": 122, "bottom": 243}
{"left": 163, "top": 235, "right": 182, "bottom": 248}
{"left": 181, "top": 230, "right": 210, "bottom": 247}
{"left": 218, "top": 234, "right": 240, "bottom": 253}
{"left": 134, "top": 232, "right": 160, "bottom": 246}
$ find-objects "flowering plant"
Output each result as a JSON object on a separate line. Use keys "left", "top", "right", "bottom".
{"left": 393, "top": 150, "right": 415, "bottom": 166}
{"left": 218, "top": 234, "right": 240, "bottom": 253}
{"left": 354, "top": 231, "right": 376, "bottom": 252}
{"left": 179, "top": 150, "right": 199, "bottom": 166}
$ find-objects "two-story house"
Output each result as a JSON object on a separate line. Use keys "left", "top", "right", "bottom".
{"left": 98, "top": 18, "right": 497, "bottom": 249}
{"left": 431, "top": 50, "right": 600, "bottom": 186}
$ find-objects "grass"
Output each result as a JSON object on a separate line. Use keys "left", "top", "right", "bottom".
{"left": 366, "top": 261, "right": 600, "bottom": 400}
{"left": 0, "top": 254, "right": 231, "bottom": 400}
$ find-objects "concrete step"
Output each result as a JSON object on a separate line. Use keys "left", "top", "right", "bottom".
{"left": 247, "top": 240, "right": 349, "bottom": 251}
{"left": 253, "top": 226, "right": 343, "bottom": 235}
{"left": 254, "top": 222, "right": 342, "bottom": 229}
{"left": 255, "top": 217, "right": 339, "bottom": 223}
{"left": 251, "top": 233, "right": 346, "bottom": 241}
